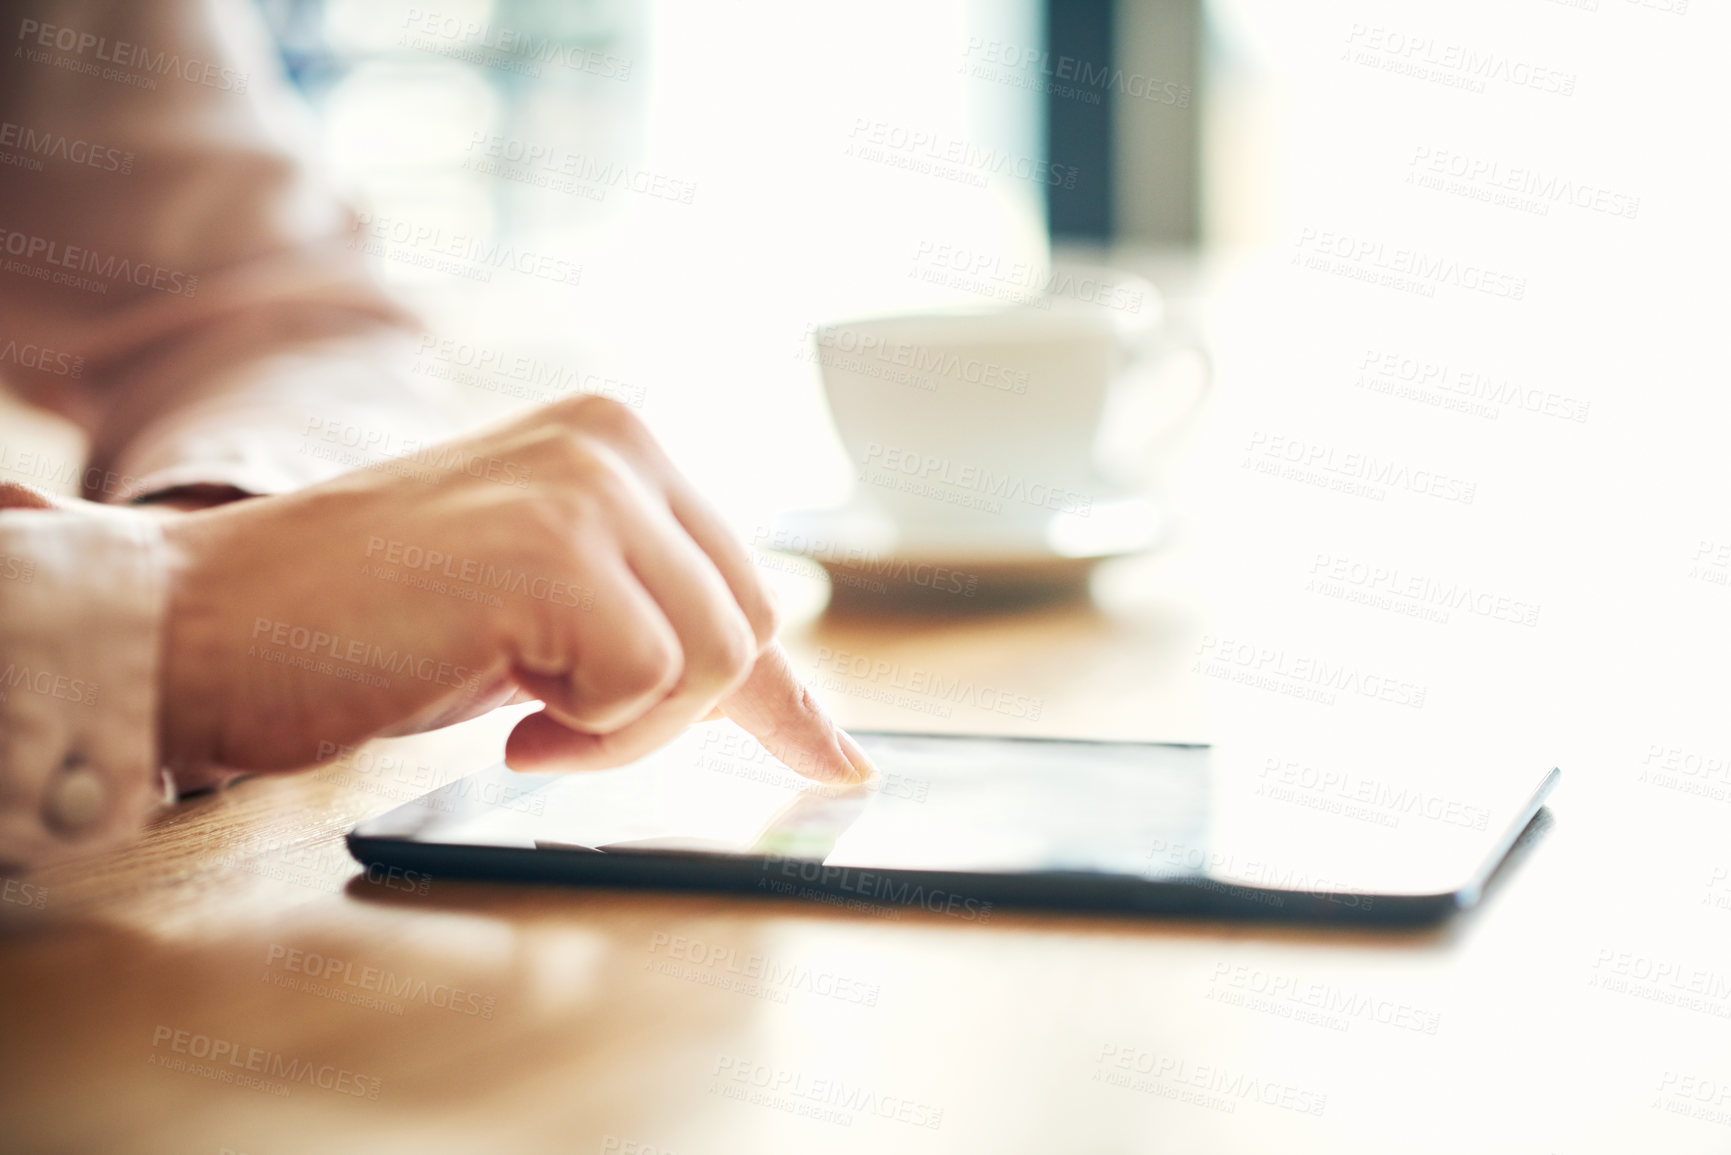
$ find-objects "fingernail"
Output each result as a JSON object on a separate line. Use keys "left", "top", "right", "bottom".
{"left": 836, "top": 730, "right": 877, "bottom": 785}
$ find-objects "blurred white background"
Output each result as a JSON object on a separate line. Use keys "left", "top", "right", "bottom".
{"left": 290, "top": 0, "right": 1048, "bottom": 520}
{"left": 230, "top": 0, "right": 1731, "bottom": 792}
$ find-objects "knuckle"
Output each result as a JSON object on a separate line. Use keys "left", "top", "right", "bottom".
{"left": 576, "top": 629, "right": 680, "bottom": 719}
{"left": 513, "top": 423, "right": 579, "bottom": 466}
{"left": 520, "top": 422, "right": 604, "bottom": 473}
{"left": 744, "top": 587, "right": 781, "bottom": 646}
{"left": 682, "top": 613, "right": 757, "bottom": 697}
{"left": 567, "top": 395, "right": 648, "bottom": 447}
{"left": 623, "top": 629, "right": 684, "bottom": 701}
{"left": 532, "top": 435, "right": 638, "bottom": 516}
{"left": 714, "top": 617, "right": 759, "bottom": 686}
{"left": 570, "top": 437, "right": 638, "bottom": 497}
{"left": 544, "top": 426, "right": 599, "bottom": 472}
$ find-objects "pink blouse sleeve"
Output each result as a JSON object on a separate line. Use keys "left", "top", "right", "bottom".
{"left": 0, "top": 0, "right": 465, "bottom": 503}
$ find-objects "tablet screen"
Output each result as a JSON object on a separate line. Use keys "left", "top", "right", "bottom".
{"left": 354, "top": 725, "right": 1553, "bottom": 905}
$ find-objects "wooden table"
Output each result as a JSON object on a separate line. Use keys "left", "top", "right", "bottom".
{"left": 0, "top": 525, "right": 1723, "bottom": 1155}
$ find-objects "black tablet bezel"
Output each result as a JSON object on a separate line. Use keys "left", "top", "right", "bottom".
{"left": 346, "top": 732, "right": 1559, "bottom": 927}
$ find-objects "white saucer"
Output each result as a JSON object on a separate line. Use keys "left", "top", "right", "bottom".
{"left": 769, "top": 491, "right": 1164, "bottom": 591}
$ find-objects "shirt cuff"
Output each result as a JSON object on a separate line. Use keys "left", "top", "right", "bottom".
{"left": 99, "top": 337, "right": 476, "bottom": 504}
{"left": 0, "top": 503, "right": 171, "bottom": 870}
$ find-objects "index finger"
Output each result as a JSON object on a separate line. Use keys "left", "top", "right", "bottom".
{"left": 719, "top": 643, "right": 874, "bottom": 785}
{"left": 557, "top": 398, "right": 780, "bottom": 646}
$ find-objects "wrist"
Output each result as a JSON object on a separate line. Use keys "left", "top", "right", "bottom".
{"left": 156, "top": 511, "right": 227, "bottom": 772}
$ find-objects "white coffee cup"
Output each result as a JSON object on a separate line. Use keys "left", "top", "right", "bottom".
{"left": 812, "top": 266, "right": 1196, "bottom": 555}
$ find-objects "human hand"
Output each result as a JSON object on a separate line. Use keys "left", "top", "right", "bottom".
{"left": 156, "top": 396, "right": 873, "bottom": 787}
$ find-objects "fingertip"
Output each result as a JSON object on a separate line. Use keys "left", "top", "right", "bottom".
{"left": 798, "top": 741, "right": 858, "bottom": 786}
{"left": 719, "top": 644, "right": 841, "bottom": 781}
{"left": 836, "top": 729, "right": 877, "bottom": 785}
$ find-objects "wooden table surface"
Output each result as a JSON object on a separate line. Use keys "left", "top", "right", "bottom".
{"left": 0, "top": 531, "right": 1723, "bottom": 1155}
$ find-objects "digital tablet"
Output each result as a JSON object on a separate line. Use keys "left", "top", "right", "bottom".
{"left": 347, "top": 728, "right": 1558, "bottom": 925}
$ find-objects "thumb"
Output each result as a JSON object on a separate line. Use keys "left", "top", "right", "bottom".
{"left": 720, "top": 643, "right": 875, "bottom": 785}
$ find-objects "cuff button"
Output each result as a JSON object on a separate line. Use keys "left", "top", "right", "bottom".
{"left": 45, "top": 763, "right": 108, "bottom": 836}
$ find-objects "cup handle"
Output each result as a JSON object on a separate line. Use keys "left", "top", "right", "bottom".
{"left": 1096, "top": 326, "right": 1213, "bottom": 486}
